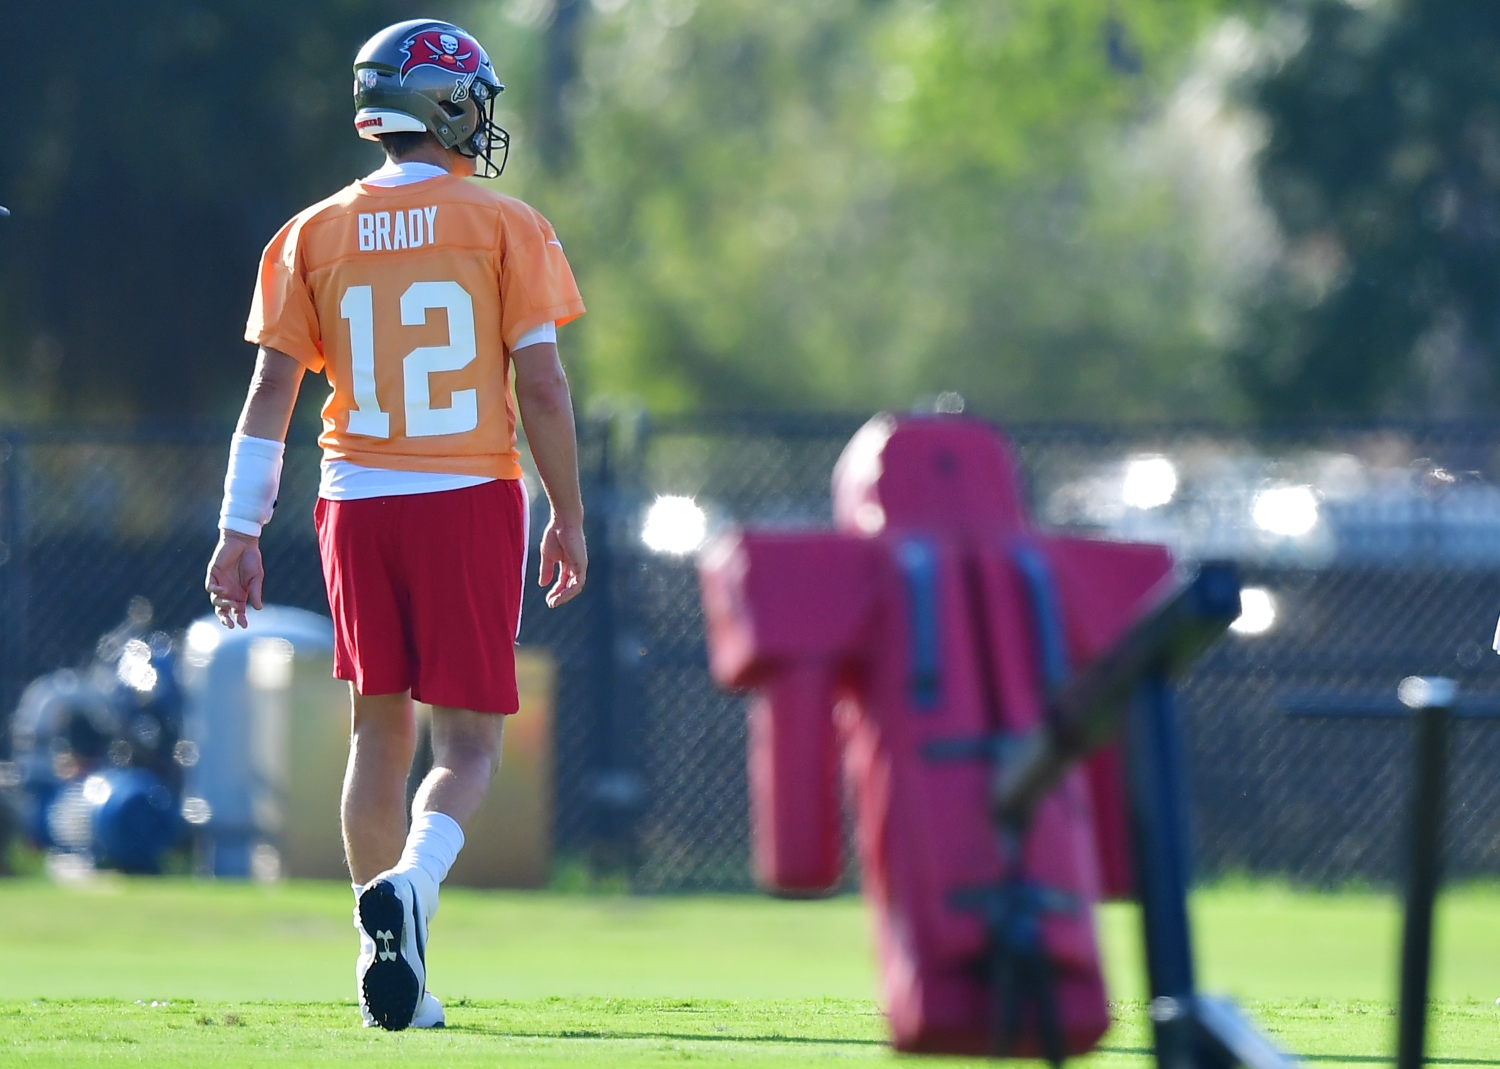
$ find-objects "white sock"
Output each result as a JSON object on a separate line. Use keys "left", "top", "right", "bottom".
{"left": 352, "top": 881, "right": 364, "bottom": 901}
{"left": 393, "top": 811, "right": 465, "bottom": 910}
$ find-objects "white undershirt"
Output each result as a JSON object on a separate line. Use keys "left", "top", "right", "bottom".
{"left": 320, "top": 159, "right": 555, "bottom": 501}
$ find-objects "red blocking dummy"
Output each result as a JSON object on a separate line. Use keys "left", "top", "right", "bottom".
{"left": 700, "top": 533, "right": 878, "bottom": 893}
{"left": 699, "top": 414, "right": 1173, "bottom": 1056}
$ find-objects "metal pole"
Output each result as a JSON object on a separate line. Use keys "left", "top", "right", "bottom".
{"left": 2, "top": 437, "right": 27, "bottom": 729}
{"left": 1124, "top": 672, "right": 1197, "bottom": 1069}
{"left": 1395, "top": 676, "right": 1455, "bottom": 1069}
{"left": 585, "top": 416, "right": 645, "bottom": 878}
{"left": 993, "top": 562, "right": 1241, "bottom": 828}
{"left": 587, "top": 424, "right": 624, "bottom": 870}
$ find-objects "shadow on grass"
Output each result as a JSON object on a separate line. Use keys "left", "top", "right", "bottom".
{"left": 1099, "top": 1049, "right": 1500, "bottom": 1067}
{"left": 446, "top": 1025, "right": 884, "bottom": 1047}
{"left": 1303, "top": 1060, "right": 1500, "bottom": 1067}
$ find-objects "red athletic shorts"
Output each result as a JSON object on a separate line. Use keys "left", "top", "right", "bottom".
{"left": 313, "top": 479, "right": 529, "bottom": 714}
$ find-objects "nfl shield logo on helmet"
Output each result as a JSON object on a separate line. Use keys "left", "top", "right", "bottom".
{"left": 399, "top": 29, "right": 482, "bottom": 81}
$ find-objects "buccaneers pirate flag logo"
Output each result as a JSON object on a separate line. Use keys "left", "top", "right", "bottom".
{"left": 399, "top": 29, "right": 482, "bottom": 81}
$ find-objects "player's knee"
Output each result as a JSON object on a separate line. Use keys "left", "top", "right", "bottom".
{"left": 431, "top": 742, "right": 500, "bottom": 787}
{"left": 431, "top": 711, "right": 504, "bottom": 777}
{"left": 350, "top": 701, "right": 419, "bottom": 769}
{"left": 445, "top": 729, "right": 503, "bottom": 772}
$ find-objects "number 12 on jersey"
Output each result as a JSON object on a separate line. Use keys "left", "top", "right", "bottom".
{"left": 339, "top": 280, "right": 480, "bottom": 439}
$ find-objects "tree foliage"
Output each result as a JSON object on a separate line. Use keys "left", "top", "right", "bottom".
{"left": 0, "top": 0, "right": 453, "bottom": 419}
{"left": 1237, "top": 0, "right": 1500, "bottom": 417}
{"left": 519, "top": 0, "right": 1248, "bottom": 419}
{"left": 0, "top": 0, "right": 1264, "bottom": 422}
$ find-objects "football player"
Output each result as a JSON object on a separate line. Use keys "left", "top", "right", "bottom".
{"left": 204, "top": 19, "right": 587, "bottom": 1031}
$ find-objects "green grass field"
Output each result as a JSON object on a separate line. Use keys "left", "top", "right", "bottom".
{"left": 1, "top": 877, "right": 1499, "bottom": 1066}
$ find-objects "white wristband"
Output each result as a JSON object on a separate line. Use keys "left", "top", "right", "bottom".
{"left": 219, "top": 433, "right": 285, "bottom": 537}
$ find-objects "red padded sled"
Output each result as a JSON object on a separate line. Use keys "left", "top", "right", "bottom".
{"left": 700, "top": 414, "right": 1174, "bottom": 1057}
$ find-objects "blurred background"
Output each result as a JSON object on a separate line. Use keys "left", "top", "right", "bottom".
{"left": 3, "top": 0, "right": 1500, "bottom": 892}
{"left": 14, "top": 0, "right": 1500, "bottom": 425}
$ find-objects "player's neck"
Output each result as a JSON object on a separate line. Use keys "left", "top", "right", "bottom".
{"left": 384, "top": 143, "right": 474, "bottom": 177}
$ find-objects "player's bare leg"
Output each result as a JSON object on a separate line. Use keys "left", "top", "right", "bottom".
{"left": 354, "top": 704, "right": 504, "bottom": 1031}
{"left": 341, "top": 690, "right": 417, "bottom": 884}
{"left": 412, "top": 707, "right": 506, "bottom": 825}
{"left": 343, "top": 689, "right": 455, "bottom": 1031}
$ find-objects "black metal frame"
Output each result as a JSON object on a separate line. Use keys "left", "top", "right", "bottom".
{"left": 1284, "top": 677, "right": 1500, "bottom": 1069}
{"left": 1124, "top": 670, "right": 1296, "bottom": 1069}
{"left": 995, "top": 563, "right": 1297, "bottom": 1069}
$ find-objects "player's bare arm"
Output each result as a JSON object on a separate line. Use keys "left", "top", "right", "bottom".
{"left": 205, "top": 346, "right": 305, "bottom": 628}
{"left": 513, "top": 339, "right": 588, "bottom": 608}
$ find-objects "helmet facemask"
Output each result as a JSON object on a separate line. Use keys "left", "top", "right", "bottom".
{"left": 460, "top": 79, "right": 510, "bottom": 179}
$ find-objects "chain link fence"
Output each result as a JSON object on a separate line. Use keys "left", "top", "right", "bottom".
{"left": 4, "top": 417, "right": 1500, "bottom": 889}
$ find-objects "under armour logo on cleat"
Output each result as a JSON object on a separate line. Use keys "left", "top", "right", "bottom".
{"left": 376, "top": 929, "right": 398, "bottom": 961}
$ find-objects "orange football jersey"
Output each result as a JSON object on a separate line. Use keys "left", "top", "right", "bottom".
{"left": 246, "top": 174, "right": 584, "bottom": 480}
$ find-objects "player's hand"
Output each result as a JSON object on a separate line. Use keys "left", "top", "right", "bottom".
{"left": 205, "top": 530, "right": 265, "bottom": 629}
{"left": 539, "top": 518, "right": 587, "bottom": 608}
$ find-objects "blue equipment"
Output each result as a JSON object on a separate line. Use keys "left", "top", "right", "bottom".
{"left": 10, "top": 601, "right": 188, "bottom": 873}
{"left": 47, "top": 767, "right": 181, "bottom": 873}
